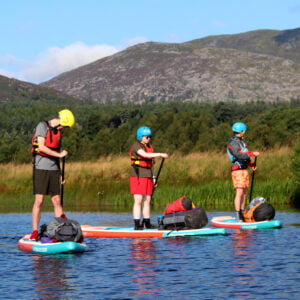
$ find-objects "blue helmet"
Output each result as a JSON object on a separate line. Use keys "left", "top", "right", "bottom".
{"left": 232, "top": 122, "right": 247, "bottom": 133}
{"left": 136, "top": 126, "right": 152, "bottom": 141}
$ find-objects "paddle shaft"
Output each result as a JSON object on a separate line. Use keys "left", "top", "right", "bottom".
{"left": 249, "top": 157, "right": 257, "bottom": 202}
{"left": 152, "top": 158, "right": 165, "bottom": 195}
{"left": 61, "top": 157, "right": 65, "bottom": 206}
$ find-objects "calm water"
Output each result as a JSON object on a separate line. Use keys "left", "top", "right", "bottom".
{"left": 0, "top": 211, "right": 299, "bottom": 300}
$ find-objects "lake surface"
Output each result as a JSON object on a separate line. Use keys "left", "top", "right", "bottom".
{"left": 0, "top": 211, "right": 299, "bottom": 300}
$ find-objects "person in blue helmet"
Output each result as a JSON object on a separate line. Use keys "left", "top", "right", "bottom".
{"left": 227, "top": 122, "right": 260, "bottom": 221}
{"left": 130, "top": 126, "right": 168, "bottom": 230}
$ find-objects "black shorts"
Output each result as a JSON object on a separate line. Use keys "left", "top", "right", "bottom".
{"left": 33, "top": 169, "right": 61, "bottom": 196}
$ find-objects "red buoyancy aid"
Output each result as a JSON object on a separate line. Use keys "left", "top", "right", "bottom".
{"left": 130, "top": 142, "right": 154, "bottom": 168}
{"left": 164, "top": 196, "right": 195, "bottom": 215}
{"left": 31, "top": 122, "right": 61, "bottom": 157}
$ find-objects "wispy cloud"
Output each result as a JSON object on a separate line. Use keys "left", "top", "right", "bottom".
{"left": 0, "top": 68, "right": 14, "bottom": 78}
{"left": 0, "top": 37, "right": 151, "bottom": 84}
{"left": 0, "top": 37, "right": 150, "bottom": 84}
{"left": 30, "top": 42, "right": 118, "bottom": 83}
{"left": 0, "top": 42, "right": 119, "bottom": 83}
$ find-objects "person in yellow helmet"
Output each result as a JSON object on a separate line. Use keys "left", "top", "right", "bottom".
{"left": 30, "top": 109, "right": 75, "bottom": 240}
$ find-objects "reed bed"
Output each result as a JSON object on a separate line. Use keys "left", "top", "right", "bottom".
{"left": 0, "top": 147, "right": 294, "bottom": 213}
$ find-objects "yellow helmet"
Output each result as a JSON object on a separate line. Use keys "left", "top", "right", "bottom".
{"left": 58, "top": 109, "right": 75, "bottom": 128}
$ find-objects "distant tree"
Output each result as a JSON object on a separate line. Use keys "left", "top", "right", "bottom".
{"left": 291, "top": 135, "right": 300, "bottom": 207}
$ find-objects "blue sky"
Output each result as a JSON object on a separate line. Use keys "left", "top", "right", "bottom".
{"left": 0, "top": 0, "right": 299, "bottom": 84}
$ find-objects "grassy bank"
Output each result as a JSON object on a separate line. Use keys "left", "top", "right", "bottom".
{"left": 0, "top": 147, "right": 295, "bottom": 213}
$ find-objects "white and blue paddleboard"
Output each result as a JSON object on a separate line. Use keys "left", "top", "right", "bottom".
{"left": 211, "top": 216, "right": 282, "bottom": 230}
{"left": 18, "top": 235, "right": 87, "bottom": 254}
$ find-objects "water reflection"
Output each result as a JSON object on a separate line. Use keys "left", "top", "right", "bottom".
{"left": 129, "top": 238, "right": 157, "bottom": 297}
{"left": 31, "top": 254, "right": 71, "bottom": 300}
{"left": 231, "top": 230, "right": 254, "bottom": 257}
{"left": 230, "top": 230, "right": 257, "bottom": 296}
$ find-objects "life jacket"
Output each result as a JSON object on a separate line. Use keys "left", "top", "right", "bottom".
{"left": 31, "top": 121, "right": 61, "bottom": 157}
{"left": 164, "top": 196, "right": 195, "bottom": 215}
{"left": 130, "top": 142, "right": 153, "bottom": 168}
{"left": 242, "top": 204, "right": 260, "bottom": 222}
{"left": 227, "top": 136, "right": 250, "bottom": 170}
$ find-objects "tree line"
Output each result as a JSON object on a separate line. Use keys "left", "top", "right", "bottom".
{"left": 0, "top": 99, "right": 299, "bottom": 164}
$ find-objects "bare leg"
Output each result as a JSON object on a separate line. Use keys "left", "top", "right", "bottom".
{"left": 32, "top": 194, "right": 44, "bottom": 231}
{"left": 142, "top": 195, "right": 152, "bottom": 219}
{"left": 234, "top": 188, "right": 246, "bottom": 211}
{"left": 133, "top": 194, "right": 143, "bottom": 219}
{"left": 240, "top": 188, "right": 247, "bottom": 211}
{"left": 51, "top": 194, "right": 63, "bottom": 217}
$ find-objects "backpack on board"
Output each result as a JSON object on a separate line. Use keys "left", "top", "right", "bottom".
{"left": 243, "top": 197, "right": 275, "bottom": 222}
{"left": 158, "top": 196, "right": 208, "bottom": 230}
{"left": 253, "top": 203, "right": 275, "bottom": 222}
{"left": 41, "top": 217, "right": 83, "bottom": 242}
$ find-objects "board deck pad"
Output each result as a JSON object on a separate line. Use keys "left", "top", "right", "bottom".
{"left": 211, "top": 216, "right": 282, "bottom": 230}
{"left": 81, "top": 225, "right": 227, "bottom": 238}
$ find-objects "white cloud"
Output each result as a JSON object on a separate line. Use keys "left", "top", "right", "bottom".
{"left": 0, "top": 42, "right": 119, "bottom": 83}
{"left": 0, "top": 68, "right": 14, "bottom": 78}
{"left": 0, "top": 38, "right": 150, "bottom": 84}
{"left": 24, "top": 42, "right": 119, "bottom": 83}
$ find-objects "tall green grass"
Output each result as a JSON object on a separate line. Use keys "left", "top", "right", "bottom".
{"left": 0, "top": 147, "right": 295, "bottom": 213}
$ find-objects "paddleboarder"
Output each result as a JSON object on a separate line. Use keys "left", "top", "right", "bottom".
{"left": 227, "top": 122, "right": 260, "bottom": 221}
{"left": 130, "top": 126, "right": 168, "bottom": 230}
{"left": 30, "top": 109, "right": 75, "bottom": 240}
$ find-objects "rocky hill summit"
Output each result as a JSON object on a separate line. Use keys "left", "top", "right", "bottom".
{"left": 37, "top": 27, "right": 300, "bottom": 104}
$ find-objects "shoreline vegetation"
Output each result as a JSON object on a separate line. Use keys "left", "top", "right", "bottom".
{"left": 0, "top": 147, "right": 297, "bottom": 213}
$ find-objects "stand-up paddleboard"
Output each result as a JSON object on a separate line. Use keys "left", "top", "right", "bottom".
{"left": 211, "top": 216, "right": 282, "bottom": 230}
{"left": 81, "top": 225, "right": 226, "bottom": 238}
{"left": 18, "top": 235, "right": 87, "bottom": 254}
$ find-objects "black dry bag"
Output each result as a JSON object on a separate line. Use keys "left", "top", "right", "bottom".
{"left": 253, "top": 203, "right": 275, "bottom": 222}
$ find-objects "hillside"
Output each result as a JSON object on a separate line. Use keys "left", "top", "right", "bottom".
{"left": 0, "top": 75, "right": 81, "bottom": 104}
{"left": 185, "top": 28, "right": 300, "bottom": 63}
{"left": 42, "top": 31, "right": 300, "bottom": 104}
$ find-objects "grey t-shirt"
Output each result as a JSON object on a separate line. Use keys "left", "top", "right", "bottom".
{"left": 33, "top": 121, "right": 60, "bottom": 170}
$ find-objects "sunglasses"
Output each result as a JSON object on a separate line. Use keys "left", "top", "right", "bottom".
{"left": 144, "top": 136, "right": 152, "bottom": 139}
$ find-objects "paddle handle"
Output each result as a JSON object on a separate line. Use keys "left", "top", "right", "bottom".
{"left": 249, "top": 157, "right": 257, "bottom": 202}
{"left": 61, "top": 157, "right": 65, "bottom": 206}
{"left": 154, "top": 158, "right": 165, "bottom": 185}
{"left": 152, "top": 158, "right": 165, "bottom": 195}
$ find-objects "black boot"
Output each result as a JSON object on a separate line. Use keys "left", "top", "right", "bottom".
{"left": 142, "top": 218, "right": 153, "bottom": 229}
{"left": 134, "top": 219, "right": 143, "bottom": 230}
{"left": 238, "top": 210, "right": 245, "bottom": 222}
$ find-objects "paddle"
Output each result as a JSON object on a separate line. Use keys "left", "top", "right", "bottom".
{"left": 152, "top": 158, "right": 165, "bottom": 195}
{"left": 61, "top": 156, "right": 65, "bottom": 206}
{"left": 249, "top": 157, "right": 257, "bottom": 202}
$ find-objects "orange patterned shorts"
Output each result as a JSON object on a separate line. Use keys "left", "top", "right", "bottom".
{"left": 231, "top": 169, "right": 250, "bottom": 189}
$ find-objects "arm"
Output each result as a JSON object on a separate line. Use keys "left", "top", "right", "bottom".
{"left": 230, "top": 140, "right": 259, "bottom": 160}
{"left": 37, "top": 136, "right": 68, "bottom": 158}
{"left": 136, "top": 148, "right": 168, "bottom": 159}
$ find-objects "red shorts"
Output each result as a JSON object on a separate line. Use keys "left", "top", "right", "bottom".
{"left": 130, "top": 176, "right": 153, "bottom": 195}
{"left": 231, "top": 169, "right": 250, "bottom": 189}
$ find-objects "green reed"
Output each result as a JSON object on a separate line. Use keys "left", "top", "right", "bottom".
{"left": 0, "top": 148, "right": 295, "bottom": 213}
